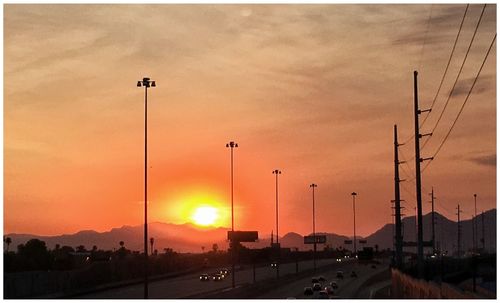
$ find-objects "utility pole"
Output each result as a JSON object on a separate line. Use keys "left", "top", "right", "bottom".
{"left": 413, "top": 71, "right": 433, "bottom": 277}
{"left": 226, "top": 141, "right": 238, "bottom": 288}
{"left": 473, "top": 194, "right": 477, "bottom": 254}
{"left": 456, "top": 204, "right": 462, "bottom": 258}
{"left": 394, "top": 125, "right": 404, "bottom": 269}
{"left": 429, "top": 188, "right": 436, "bottom": 254}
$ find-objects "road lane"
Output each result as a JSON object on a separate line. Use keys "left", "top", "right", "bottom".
{"left": 76, "top": 258, "right": 336, "bottom": 298}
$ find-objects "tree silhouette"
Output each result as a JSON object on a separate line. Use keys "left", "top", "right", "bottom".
{"left": 76, "top": 245, "right": 86, "bottom": 252}
{"left": 17, "top": 239, "right": 51, "bottom": 270}
{"left": 119, "top": 241, "right": 124, "bottom": 248}
{"left": 4, "top": 237, "right": 12, "bottom": 252}
{"left": 212, "top": 243, "right": 218, "bottom": 253}
{"left": 201, "top": 246, "right": 205, "bottom": 253}
{"left": 92, "top": 245, "right": 98, "bottom": 252}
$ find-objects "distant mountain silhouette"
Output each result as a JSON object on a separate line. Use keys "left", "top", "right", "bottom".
{"left": 365, "top": 209, "right": 496, "bottom": 254}
{"left": 5, "top": 209, "right": 496, "bottom": 254}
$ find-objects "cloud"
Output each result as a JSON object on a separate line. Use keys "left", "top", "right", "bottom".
{"left": 450, "top": 75, "right": 495, "bottom": 97}
{"left": 470, "top": 154, "right": 496, "bottom": 167}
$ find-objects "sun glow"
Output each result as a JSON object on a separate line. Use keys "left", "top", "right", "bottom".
{"left": 192, "top": 206, "right": 219, "bottom": 226}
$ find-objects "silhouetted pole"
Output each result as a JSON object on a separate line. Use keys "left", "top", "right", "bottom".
{"left": 226, "top": 141, "right": 238, "bottom": 288}
{"left": 393, "top": 124, "right": 404, "bottom": 268}
{"left": 137, "top": 77, "right": 155, "bottom": 299}
{"left": 456, "top": 204, "right": 462, "bottom": 258}
{"left": 473, "top": 194, "right": 477, "bottom": 254}
{"left": 351, "top": 192, "right": 357, "bottom": 255}
{"left": 310, "top": 183, "right": 317, "bottom": 272}
{"left": 413, "top": 71, "right": 433, "bottom": 278}
{"left": 273, "top": 169, "right": 282, "bottom": 279}
{"left": 429, "top": 188, "right": 436, "bottom": 254}
{"left": 481, "top": 211, "right": 485, "bottom": 251}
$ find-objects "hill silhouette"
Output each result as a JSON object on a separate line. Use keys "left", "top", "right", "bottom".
{"left": 5, "top": 209, "right": 495, "bottom": 254}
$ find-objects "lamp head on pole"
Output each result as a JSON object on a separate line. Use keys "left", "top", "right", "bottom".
{"left": 137, "top": 77, "right": 156, "bottom": 88}
{"left": 273, "top": 169, "right": 281, "bottom": 175}
{"left": 226, "top": 141, "right": 238, "bottom": 148}
{"left": 351, "top": 192, "right": 357, "bottom": 196}
{"left": 310, "top": 183, "right": 317, "bottom": 188}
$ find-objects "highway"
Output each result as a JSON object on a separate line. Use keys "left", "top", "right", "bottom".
{"left": 76, "top": 258, "right": 337, "bottom": 299}
{"left": 255, "top": 259, "right": 390, "bottom": 299}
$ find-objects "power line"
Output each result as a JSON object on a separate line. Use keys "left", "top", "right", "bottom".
{"left": 420, "top": 4, "right": 470, "bottom": 129}
{"left": 421, "top": 4, "right": 487, "bottom": 150}
{"left": 418, "top": 4, "right": 435, "bottom": 71}
{"left": 422, "top": 32, "right": 496, "bottom": 173}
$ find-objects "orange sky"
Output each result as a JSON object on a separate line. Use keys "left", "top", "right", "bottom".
{"left": 4, "top": 4, "right": 496, "bottom": 238}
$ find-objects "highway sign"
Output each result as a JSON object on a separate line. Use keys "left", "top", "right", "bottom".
{"left": 344, "top": 240, "right": 353, "bottom": 245}
{"left": 227, "top": 231, "right": 258, "bottom": 242}
{"left": 304, "top": 235, "right": 327, "bottom": 244}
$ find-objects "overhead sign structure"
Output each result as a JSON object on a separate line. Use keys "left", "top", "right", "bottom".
{"left": 304, "top": 235, "right": 327, "bottom": 244}
{"left": 227, "top": 231, "right": 258, "bottom": 242}
{"left": 359, "top": 240, "right": 367, "bottom": 244}
{"left": 344, "top": 240, "right": 353, "bottom": 245}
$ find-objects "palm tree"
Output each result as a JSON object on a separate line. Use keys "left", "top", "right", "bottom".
{"left": 201, "top": 246, "right": 205, "bottom": 253}
{"left": 119, "top": 241, "right": 124, "bottom": 249}
{"left": 92, "top": 245, "right": 98, "bottom": 252}
{"left": 4, "top": 237, "right": 12, "bottom": 252}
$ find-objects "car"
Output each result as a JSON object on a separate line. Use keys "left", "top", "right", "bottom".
{"left": 336, "top": 271, "right": 344, "bottom": 279}
{"left": 304, "top": 287, "right": 313, "bottom": 295}
{"left": 318, "top": 275, "right": 326, "bottom": 282}
{"left": 271, "top": 261, "right": 278, "bottom": 267}
{"left": 318, "top": 290, "right": 329, "bottom": 299}
{"left": 311, "top": 277, "right": 320, "bottom": 284}
{"left": 199, "top": 274, "right": 210, "bottom": 281}
{"left": 219, "top": 268, "right": 230, "bottom": 275}
{"left": 312, "top": 283, "right": 322, "bottom": 291}
{"left": 330, "top": 281, "right": 338, "bottom": 289}
{"left": 336, "top": 258, "right": 342, "bottom": 262}
{"left": 351, "top": 271, "right": 357, "bottom": 278}
{"left": 212, "top": 273, "right": 223, "bottom": 281}
{"left": 324, "top": 286, "right": 335, "bottom": 295}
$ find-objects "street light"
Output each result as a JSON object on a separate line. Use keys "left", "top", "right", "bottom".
{"left": 137, "top": 77, "right": 155, "bottom": 299}
{"left": 310, "top": 183, "right": 317, "bottom": 272}
{"left": 473, "top": 194, "right": 477, "bottom": 254}
{"left": 226, "top": 141, "right": 238, "bottom": 288}
{"left": 273, "top": 169, "right": 281, "bottom": 278}
{"left": 351, "top": 192, "right": 357, "bottom": 256}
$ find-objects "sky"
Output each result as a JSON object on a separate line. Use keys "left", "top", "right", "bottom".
{"left": 4, "top": 4, "right": 497, "bottom": 238}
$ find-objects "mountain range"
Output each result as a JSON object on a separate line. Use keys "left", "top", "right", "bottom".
{"left": 5, "top": 209, "right": 496, "bottom": 254}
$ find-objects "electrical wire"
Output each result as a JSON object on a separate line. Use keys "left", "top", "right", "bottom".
{"left": 421, "top": 4, "right": 487, "bottom": 150}
{"left": 422, "top": 32, "right": 496, "bottom": 173}
{"left": 420, "top": 4, "right": 470, "bottom": 128}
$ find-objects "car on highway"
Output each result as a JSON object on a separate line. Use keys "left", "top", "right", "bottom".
{"left": 303, "top": 287, "right": 313, "bottom": 295}
{"left": 318, "top": 275, "right": 326, "bottom": 282}
{"left": 336, "top": 271, "right": 344, "bottom": 279}
{"left": 312, "top": 283, "right": 322, "bottom": 291}
{"left": 271, "top": 261, "right": 278, "bottom": 267}
{"left": 311, "top": 277, "right": 320, "bottom": 284}
{"left": 351, "top": 271, "right": 357, "bottom": 278}
{"left": 336, "top": 257, "right": 342, "bottom": 262}
{"left": 330, "top": 281, "right": 338, "bottom": 289}
{"left": 219, "top": 268, "right": 230, "bottom": 275}
{"left": 199, "top": 274, "right": 210, "bottom": 281}
{"left": 212, "top": 273, "right": 223, "bottom": 281}
{"left": 324, "top": 286, "right": 335, "bottom": 295}
{"left": 318, "top": 290, "right": 329, "bottom": 299}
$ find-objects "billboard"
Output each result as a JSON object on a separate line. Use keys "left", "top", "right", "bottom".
{"left": 227, "top": 231, "right": 258, "bottom": 242}
{"left": 359, "top": 240, "right": 367, "bottom": 244}
{"left": 344, "top": 240, "right": 353, "bottom": 245}
{"left": 304, "top": 235, "right": 327, "bottom": 244}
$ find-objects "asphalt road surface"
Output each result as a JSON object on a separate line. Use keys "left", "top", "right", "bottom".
{"left": 255, "top": 260, "right": 390, "bottom": 299}
{"left": 76, "top": 258, "right": 337, "bottom": 299}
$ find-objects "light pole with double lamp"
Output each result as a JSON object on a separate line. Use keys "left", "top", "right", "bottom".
{"left": 273, "top": 169, "right": 281, "bottom": 278}
{"left": 226, "top": 141, "right": 238, "bottom": 288}
{"left": 137, "top": 77, "right": 155, "bottom": 299}
{"left": 310, "top": 183, "right": 317, "bottom": 272}
{"left": 351, "top": 192, "right": 357, "bottom": 256}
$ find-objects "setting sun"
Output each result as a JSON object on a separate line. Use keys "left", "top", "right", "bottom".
{"left": 192, "top": 206, "right": 219, "bottom": 226}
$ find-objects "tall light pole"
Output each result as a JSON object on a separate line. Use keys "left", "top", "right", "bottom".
{"left": 310, "top": 183, "right": 317, "bottom": 272}
{"left": 351, "top": 192, "right": 358, "bottom": 255}
{"left": 226, "top": 141, "right": 238, "bottom": 288}
{"left": 137, "top": 77, "right": 155, "bottom": 299}
{"left": 473, "top": 194, "right": 477, "bottom": 254}
{"left": 273, "top": 169, "right": 281, "bottom": 278}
